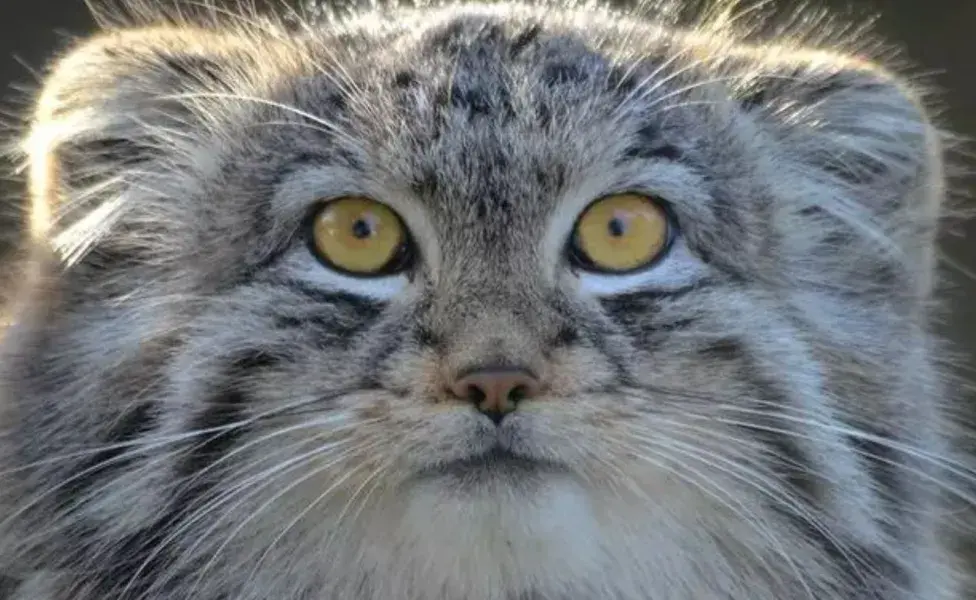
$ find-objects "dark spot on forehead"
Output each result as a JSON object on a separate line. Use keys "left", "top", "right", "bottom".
{"left": 534, "top": 161, "right": 566, "bottom": 190}
{"left": 320, "top": 90, "right": 347, "bottom": 112}
{"left": 393, "top": 69, "right": 417, "bottom": 88}
{"left": 424, "top": 20, "right": 468, "bottom": 52}
{"left": 424, "top": 16, "right": 508, "bottom": 55}
{"left": 541, "top": 62, "right": 588, "bottom": 86}
{"left": 411, "top": 167, "right": 439, "bottom": 197}
{"left": 535, "top": 102, "right": 552, "bottom": 128}
{"left": 449, "top": 83, "right": 492, "bottom": 115}
{"left": 552, "top": 325, "right": 580, "bottom": 347}
{"left": 621, "top": 123, "right": 683, "bottom": 161}
{"left": 607, "top": 65, "right": 639, "bottom": 93}
{"left": 443, "top": 78, "right": 515, "bottom": 122}
{"left": 161, "top": 54, "right": 228, "bottom": 88}
{"left": 509, "top": 23, "right": 543, "bottom": 56}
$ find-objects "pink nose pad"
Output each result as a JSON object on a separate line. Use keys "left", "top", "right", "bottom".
{"left": 448, "top": 368, "right": 541, "bottom": 425}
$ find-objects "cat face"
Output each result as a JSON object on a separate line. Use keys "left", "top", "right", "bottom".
{"left": 1, "top": 3, "right": 955, "bottom": 599}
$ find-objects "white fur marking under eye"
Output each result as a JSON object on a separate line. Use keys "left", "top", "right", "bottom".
{"left": 576, "top": 237, "right": 706, "bottom": 297}
{"left": 281, "top": 253, "right": 408, "bottom": 300}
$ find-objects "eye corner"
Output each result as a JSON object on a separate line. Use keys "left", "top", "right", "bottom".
{"left": 305, "top": 196, "right": 416, "bottom": 279}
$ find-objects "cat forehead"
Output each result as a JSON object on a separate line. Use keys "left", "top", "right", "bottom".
{"left": 267, "top": 10, "right": 711, "bottom": 228}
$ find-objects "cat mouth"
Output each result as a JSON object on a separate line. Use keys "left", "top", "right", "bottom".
{"left": 419, "top": 445, "right": 566, "bottom": 485}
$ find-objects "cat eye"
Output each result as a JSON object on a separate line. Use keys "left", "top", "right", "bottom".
{"left": 569, "top": 193, "right": 673, "bottom": 273}
{"left": 308, "top": 196, "right": 412, "bottom": 276}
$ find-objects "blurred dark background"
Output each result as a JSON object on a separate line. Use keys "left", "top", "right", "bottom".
{"left": 1, "top": 0, "right": 975, "bottom": 580}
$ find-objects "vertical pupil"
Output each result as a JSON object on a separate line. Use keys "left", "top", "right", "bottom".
{"left": 351, "top": 217, "right": 373, "bottom": 239}
{"left": 607, "top": 217, "right": 626, "bottom": 237}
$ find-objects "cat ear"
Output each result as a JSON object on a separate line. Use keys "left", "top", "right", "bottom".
{"left": 738, "top": 52, "right": 945, "bottom": 293}
{"left": 23, "top": 28, "right": 243, "bottom": 246}
{"left": 742, "top": 52, "right": 942, "bottom": 202}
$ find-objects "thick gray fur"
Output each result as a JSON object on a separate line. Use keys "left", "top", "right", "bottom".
{"left": 0, "top": 1, "right": 966, "bottom": 598}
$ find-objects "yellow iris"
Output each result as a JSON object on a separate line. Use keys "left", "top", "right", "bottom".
{"left": 310, "top": 197, "right": 406, "bottom": 274}
{"left": 573, "top": 193, "right": 670, "bottom": 272}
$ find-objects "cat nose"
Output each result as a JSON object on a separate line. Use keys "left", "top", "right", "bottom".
{"left": 449, "top": 367, "right": 541, "bottom": 425}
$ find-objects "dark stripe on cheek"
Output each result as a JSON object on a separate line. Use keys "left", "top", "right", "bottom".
{"left": 59, "top": 401, "right": 158, "bottom": 507}
{"left": 281, "top": 279, "right": 385, "bottom": 318}
{"left": 846, "top": 428, "right": 915, "bottom": 555}
{"left": 576, "top": 317, "right": 633, "bottom": 387}
{"left": 91, "top": 501, "right": 239, "bottom": 599}
{"left": 740, "top": 366, "right": 912, "bottom": 594}
{"left": 599, "top": 281, "right": 709, "bottom": 307}
{"left": 273, "top": 313, "right": 372, "bottom": 346}
{"left": 272, "top": 279, "right": 387, "bottom": 345}
{"left": 752, "top": 415, "right": 913, "bottom": 594}
{"left": 175, "top": 351, "right": 278, "bottom": 481}
{"left": 753, "top": 413, "right": 821, "bottom": 504}
{"left": 697, "top": 339, "right": 745, "bottom": 362}
{"left": 847, "top": 433, "right": 900, "bottom": 503}
{"left": 0, "top": 574, "right": 19, "bottom": 597}
{"left": 360, "top": 321, "right": 409, "bottom": 388}
{"left": 94, "top": 350, "right": 280, "bottom": 598}
{"left": 90, "top": 514, "right": 179, "bottom": 598}
{"left": 599, "top": 286, "right": 708, "bottom": 347}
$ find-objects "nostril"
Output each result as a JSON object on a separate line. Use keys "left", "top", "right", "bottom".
{"left": 509, "top": 384, "right": 528, "bottom": 403}
{"left": 465, "top": 384, "right": 486, "bottom": 404}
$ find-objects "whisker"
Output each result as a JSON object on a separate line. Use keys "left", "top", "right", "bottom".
{"left": 135, "top": 421, "right": 380, "bottom": 576}
{"left": 710, "top": 412, "right": 976, "bottom": 508}
{"left": 621, "top": 384, "right": 975, "bottom": 482}
{"left": 119, "top": 438, "right": 318, "bottom": 596}
{"left": 620, "top": 426, "right": 875, "bottom": 590}
{"left": 600, "top": 431, "right": 810, "bottom": 597}
{"left": 182, "top": 438, "right": 385, "bottom": 596}
{"left": 246, "top": 444, "right": 398, "bottom": 584}
{"left": 0, "top": 386, "right": 361, "bottom": 481}
{"left": 718, "top": 402, "right": 976, "bottom": 481}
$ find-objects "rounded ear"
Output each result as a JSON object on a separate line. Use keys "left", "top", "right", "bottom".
{"left": 734, "top": 50, "right": 945, "bottom": 297}
{"left": 742, "top": 53, "right": 939, "bottom": 189}
{"left": 24, "top": 28, "right": 247, "bottom": 248}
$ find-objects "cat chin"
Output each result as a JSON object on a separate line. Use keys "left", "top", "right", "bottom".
{"left": 353, "top": 476, "right": 612, "bottom": 591}
{"left": 334, "top": 477, "right": 790, "bottom": 600}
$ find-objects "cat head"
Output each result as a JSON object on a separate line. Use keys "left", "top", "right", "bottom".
{"left": 3, "top": 2, "right": 953, "bottom": 597}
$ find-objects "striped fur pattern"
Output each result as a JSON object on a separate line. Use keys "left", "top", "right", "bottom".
{"left": 0, "top": 1, "right": 962, "bottom": 598}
